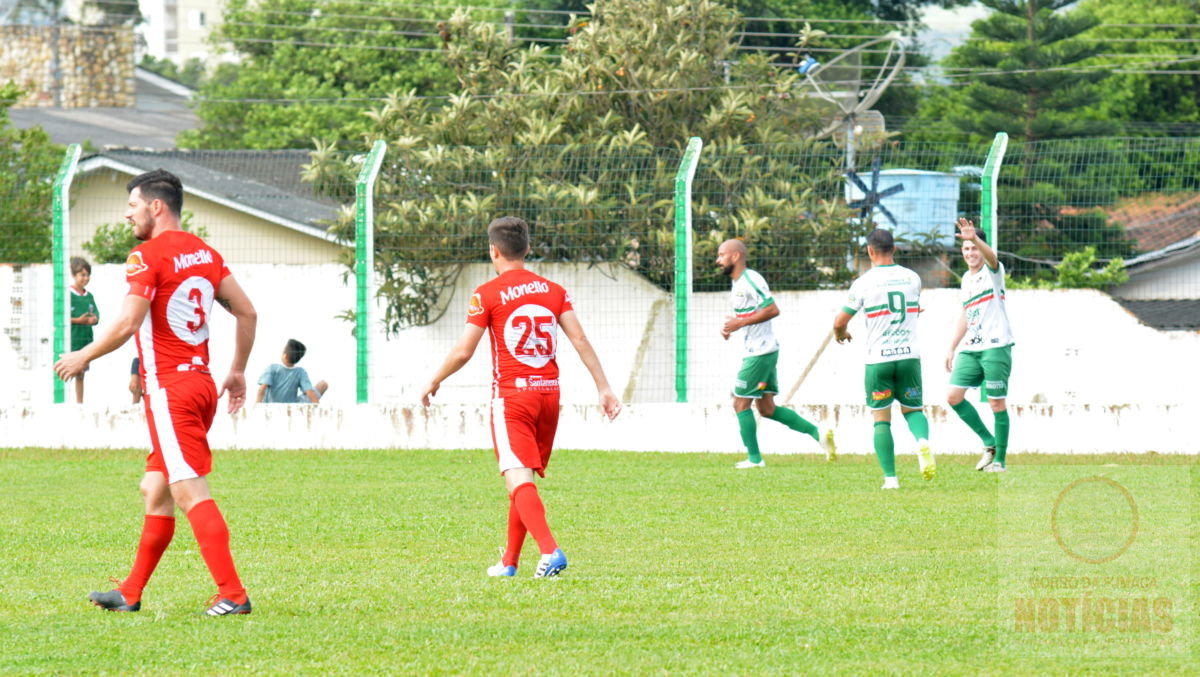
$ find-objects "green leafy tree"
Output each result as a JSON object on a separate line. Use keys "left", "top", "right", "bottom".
{"left": 1081, "top": 0, "right": 1200, "bottom": 130}
{"left": 182, "top": 0, "right": 508, "bottom": 149}
{"left": 0, "top": 83, "right": 63, "bottom": 263}
{"left": 906, "top": 1, "right": 1135, "bottom": 277}
{"left": 310, "top": 0, "right": 859, "bottom": 332}
{"left": 1007, "top": 246, "right": 1128, "bottom": 289}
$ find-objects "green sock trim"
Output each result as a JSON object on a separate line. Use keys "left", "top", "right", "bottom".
{"left": 994, "top": 409, "right": 1010, "bottom": 465}
{"left": 873, "top": 421, "right": 896, "bottom": 477}
{"left": 766, "top": 406, "right": 819, "bottom": 441}
{"left": 737, "top": 409, "right": 761, "bottom": 463}
{"left": 951, "top": 400, "right": 995, "bottom": 447}
{"left": 901, "top": 410, "right": 930, "bottom": 442}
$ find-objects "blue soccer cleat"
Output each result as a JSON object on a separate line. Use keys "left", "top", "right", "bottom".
{"left": 534, "top": 548, "right": 567, "bottom": 578}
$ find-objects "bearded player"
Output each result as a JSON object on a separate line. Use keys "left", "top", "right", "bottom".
{"left": 55, "top": 169, "right": 257, "bottom": 616}
{"left": 420, "top": 216, "right": 622, "bottom": 578}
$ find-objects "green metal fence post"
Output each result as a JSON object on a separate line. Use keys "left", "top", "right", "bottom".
{"left": 981, "top": 132, "right": 1009, "bottom": 250}
{"left": 51, "top": 143, "right": 81, "bottom": 404}
{"left": 355, "top": 140, "right": 387, "bottom": 404}
{"left": 673, "top": 137, "right": 703, "bottom": 403}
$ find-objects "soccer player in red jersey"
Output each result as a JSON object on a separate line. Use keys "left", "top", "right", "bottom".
{"left": 54, "top": 169, "right": 258, "bottom": 616}
{"left": 420, "top": 216, "right": 622, "bottom": 578}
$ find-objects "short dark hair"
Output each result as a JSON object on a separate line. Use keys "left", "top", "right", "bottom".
{"left": 285, "top": 339, "right": 307, "bottom": 365}
{"left": 127, "top": 169, "right": 183, "bottom": 217}
{"left": 488, "top": 216, "right": 530, "bottom": 259}
{"left": 973, "top": 228, "right": 987, "bottom": 244}
{"left": 69, "top": 256, "right": 91, "bottom": 275}
{"left": 866, "top": 228, "right": 895, "bottom": 254}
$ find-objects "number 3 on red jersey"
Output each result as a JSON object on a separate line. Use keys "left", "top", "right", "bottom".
{"left": 503, "top": 303, "right": 557, "bottom": 368}
{"left": 167, "top": 276, "right": 215, "bottom": 346}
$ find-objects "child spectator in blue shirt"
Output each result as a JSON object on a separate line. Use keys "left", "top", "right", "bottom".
{"left": 256, "top": 339, "right": 328, "bottom": 403}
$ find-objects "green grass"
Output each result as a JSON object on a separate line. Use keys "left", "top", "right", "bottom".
{"left": 0, "top": 448, "right": 1194, "bottom": 675}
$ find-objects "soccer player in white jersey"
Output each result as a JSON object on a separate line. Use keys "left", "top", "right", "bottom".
{"left": 716, "top": 239, "right": 835, "bottom": 468}
{"left": 944, "top": 218, "right": 1014, "bottom": 473}
{"left": 833, "top": 229, "right": 934, "bottom": 489}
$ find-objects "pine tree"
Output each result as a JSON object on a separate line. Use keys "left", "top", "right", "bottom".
{"left": 946, "top": 0, "right": 1115, "bottom": 144}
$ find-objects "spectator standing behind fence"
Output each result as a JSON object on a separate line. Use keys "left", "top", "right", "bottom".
{"left": 69, "top": 257, "right": 99, "bottom": 404}
{"left": 256, "top": 339, "right": 328, "bottom": 403}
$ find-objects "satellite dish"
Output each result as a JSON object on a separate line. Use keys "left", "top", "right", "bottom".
{"left": 797, "top": 35, "right": 906, "bottom": 170}
{"left": 832, "top": 109, "right": 886, "bottom": 150}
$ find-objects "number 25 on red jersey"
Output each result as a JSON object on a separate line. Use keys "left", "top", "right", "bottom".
{"left": 503, "top": 303, "right": 557, "bottom": 368}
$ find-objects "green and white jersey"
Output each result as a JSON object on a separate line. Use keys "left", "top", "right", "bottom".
{"left": 731, "top": 269, "right": 779, "bottom": 357}
{"left": 842, "top": 264, "right": 922, "bottom": 365}
{"left": 959, "top": 262, "right": 1014, "bottom": 352}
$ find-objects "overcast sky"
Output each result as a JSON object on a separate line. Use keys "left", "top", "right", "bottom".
{"left": 919, "top": 3, "right": 993, "bottom": 61}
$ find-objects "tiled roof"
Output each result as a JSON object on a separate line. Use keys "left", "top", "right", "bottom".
{"left": 80, "top": 149, "right": 343, "bottom": 234}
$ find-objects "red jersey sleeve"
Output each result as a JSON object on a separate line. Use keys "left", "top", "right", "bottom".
{"left": 561, "top": 287, "right": 575, "bottom": 314}
{"left": 465, "top": 289, "right": 489, "bottom": 328}
{"left": 124, "top": 248, "right": 156, "bottom": 299}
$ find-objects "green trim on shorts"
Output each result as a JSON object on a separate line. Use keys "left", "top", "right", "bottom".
{"left": 863, "top": 358, "right": 923, "bottom": 409}
{"left": 949, "top": 345, "right": 1012, "bottom": 399}
{"left": 733, "top": 351, "right": 780, "bottom": 399}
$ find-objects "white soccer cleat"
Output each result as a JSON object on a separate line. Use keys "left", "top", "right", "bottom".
{"left": 982, "top": 462, "right": 1007, "bottom": 473}
{"left": 487, "top": 561, "right": 517, "bottom": 577}
{"left": 975, "top": 446, "right": 997, "bottom": 471}
{"left": 820, "top": 427, "right": 837, "bottom": 462}
{"left": 881, "top": 476, "right": 900, "bottom": 490}
{"left": 734, "top": 459, "right": 766, "bottom": 469}
{"left": 916, "top": 440, "right": 936, "bottom": 481}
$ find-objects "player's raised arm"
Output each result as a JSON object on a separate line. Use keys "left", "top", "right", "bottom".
{"left": 956, "top": 218, "right": 999, "bottom": 270}
{"left": 559, "top": 310, "right": 621, "bottom": 420}
{"left": 215, "top": 274, "right": 257, "bottom": 414}
{"left": 54, "top": 294, "right": 150, "bottom": 381}
{"left": 421, "top": 324, "right": 486, "bottom": 406}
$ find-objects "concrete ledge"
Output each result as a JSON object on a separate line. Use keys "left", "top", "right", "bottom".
{"left": 4, "top": 402, "right": 1192, "bottom": 455}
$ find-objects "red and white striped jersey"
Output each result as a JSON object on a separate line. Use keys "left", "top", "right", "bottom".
{"left": 466, "top": 268, "right": 573, "bottom": 398}
{"left": 124, "top": 230, "right": 230, "bottom": 387}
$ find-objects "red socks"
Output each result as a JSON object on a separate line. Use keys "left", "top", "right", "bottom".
{"left": 510, "top": 482, "right": 557, "bottom": 556}
{"left": 186, "top": 499, "right": 247, "bottom": 604}
{"left": 503, "top": 496, "right": 527, "bottom": 567}
{"left": 119, "top": 514, "right": 175, "bottom": 603}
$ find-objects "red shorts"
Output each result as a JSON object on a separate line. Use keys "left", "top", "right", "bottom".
{"left": 143, "top": 372, "right": 218, "bottom": 484}
{"left": 490, "top": 391, "right": 560, "bottom": 476}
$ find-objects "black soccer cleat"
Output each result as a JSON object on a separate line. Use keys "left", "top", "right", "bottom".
{"left": 89, "top": 589, "right": 140, "bottom": 612}
{"left": 204, "top": 596, "right": 252, "bottom": 616}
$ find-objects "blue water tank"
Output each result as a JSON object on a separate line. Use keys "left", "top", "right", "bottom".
{"left": 845, "top": 169, "right": 961, "bottom": 246}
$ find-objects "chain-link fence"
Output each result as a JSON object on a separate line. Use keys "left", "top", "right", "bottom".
{"left": 3, "top": 136, "right": 1199, "bottom": 406}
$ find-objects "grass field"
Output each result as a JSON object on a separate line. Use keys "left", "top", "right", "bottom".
{"left": 0, "top": 447, "right": 1194, "bottom": 675}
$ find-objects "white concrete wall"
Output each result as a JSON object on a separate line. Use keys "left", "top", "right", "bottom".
{"left": 2, "top": 402, "right": 1194, "bottom": 455}
{"left": 3, "top": 262, "right": 1196, "bottom": 453}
